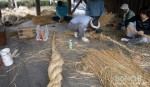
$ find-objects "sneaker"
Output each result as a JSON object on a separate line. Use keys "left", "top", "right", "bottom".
{"left": 82, "top": 37, "right": 90, "bottom": 42}
{"left": 121, "top": 38, "right": 129, "bottom": 42}
{"left": 36, "top": 38, "right": 41, "bottom": 41}
{"left": 74, "top": 32, "right": 78, "bottom": 38}
{"left": 43, "top": 38, "right": 48, "bottom": 41}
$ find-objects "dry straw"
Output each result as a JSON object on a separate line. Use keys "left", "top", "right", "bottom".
{"left": 64, "top": 30, "right": 150, "bottom": 57}
{"left": 99, "top": 34, "right": 150, "bottom": 57}
{"left": 99, "top": 12, "right": 115, "bottom": 28}
{"left": 82, "top": 49, "right": 150, "bottom": 87}
{"left": 47, "top": 32, "right": 64, "bottom": 87}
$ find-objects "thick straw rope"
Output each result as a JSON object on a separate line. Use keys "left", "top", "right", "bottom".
{"left": 100, "top": 34, "right": 150, "bottom": 56}
{"left": 127, "top": 26, "right": 150, "bottom": 39}
{"left": 47, "top": 33, "right": 64, "bottom": 87}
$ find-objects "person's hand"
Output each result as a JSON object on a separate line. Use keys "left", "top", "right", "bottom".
{"left": 59, "top": 17, "right": 64, "bottom": 22}
{"left": 138, "top": 31, "right": 144, "bottom": 35}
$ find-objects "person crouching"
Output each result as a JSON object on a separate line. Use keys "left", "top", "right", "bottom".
{"left": 68, "top": 15, "right": 100, "bottom": 42}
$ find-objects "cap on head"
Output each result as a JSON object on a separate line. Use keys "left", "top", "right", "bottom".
{"left": 120, "top": 4, "right": 129, "bottom": 10}
{"left": 90, "top": 18, "right": 100, "bottom": 29}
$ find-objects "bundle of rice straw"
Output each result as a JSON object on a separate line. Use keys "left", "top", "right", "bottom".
{"left": 41, "top": 9, "right": 55, "bottom": 16}
{"left": 23, "top": 14, "right": 35, "bottom": 19}
{"left": 82, "top": 49, "right": 150, "bottom": 87}
{"left": 32, "top": 15, "right": 54, "bottom": 25}
{"left": 99, "top": 12, "right": 115, "bottom": 28}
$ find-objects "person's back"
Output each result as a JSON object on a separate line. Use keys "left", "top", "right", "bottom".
{"left": 86, "top": 0, "right": 104, "bottom": 18}
{"left": 68, "top": 15, "right": 100, "bottom": 42}
{"left": 70, "top": 15, "right": 92, "bottom": 28}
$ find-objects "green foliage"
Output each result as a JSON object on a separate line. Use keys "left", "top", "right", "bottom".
{"left": 0, "top": 0, "right": 50, "bottom": 8}
{"left": 0, "top": 1, "right": 8, "bottom": 8}
{"left": 40, "top": 0, "right": 50, "bottom": 6}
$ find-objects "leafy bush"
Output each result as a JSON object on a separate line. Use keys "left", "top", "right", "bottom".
{"left": 0, "top": 0, "right": 50, "bottom": 8}
{"left": 0, "top": 1, "right": 8, "bottom": 8}
{"left": 40, "top": 1, "right": 50, "bottom": 6}
{"left": 24, "top": 1, "right": 33, "bottom": 8}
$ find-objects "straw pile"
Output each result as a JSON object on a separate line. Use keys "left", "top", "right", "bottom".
{"left": 64, "top": 31, "right": 102, "bottom": 39}
{"left": 99, "top": 34, "right": 150, "bottom": 57}
{"left": 47, "top": 32, "right": 64, "bottom": 87}
{"left": 1, "top": 6, "right": 34, "bottom": 25}
{"left": 99, "top": 13, "right": 115, "bottom": 28}
{"left": 32, "top": 15, "right": 55, "bottom": 26}
{"left": 82, "top": 49, "right": 150, "bottom": 87}
{"left": 41, "top": 9, "right": 55, "bottom": 16}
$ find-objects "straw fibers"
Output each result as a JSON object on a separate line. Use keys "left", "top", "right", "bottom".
{"left": 99, "top": 13, "right": 115, "bottom": 28}
{"left": 64, "top": 31, "right": 101, "bottom": 39}
{"left": 47, "top": 32, "right": 64, "bottom": 87}
{"left": 82, "top": 49, "right": 150, "bottom": 87}
{"left": 23, "top": 12, "right": 55, "bottom": 26}
{"left": 32, "top": 15, "right": 54, "bottom": 26}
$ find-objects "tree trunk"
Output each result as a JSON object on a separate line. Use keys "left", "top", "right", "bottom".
{"left": 8, "top": 0, "right": 14, "bottom": 9}
{"left": 13, "top": 0, "right": 18, "bottom": 8}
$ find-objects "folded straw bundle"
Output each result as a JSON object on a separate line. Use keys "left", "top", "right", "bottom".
{"left": 82, "top": 49, "right": 150, "bottom": 87}
{"left": 99, "top": 13, "right": 115, "bottom": 28}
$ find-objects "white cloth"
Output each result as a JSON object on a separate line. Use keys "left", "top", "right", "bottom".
{"left": 70, "top": 15, "right": 92, "bottom": 28}
{"left": 127, "top": 22, "right": 137, "bottom": 37}
{"left": 120, "top": 4, "right": 129, "bottom": 10}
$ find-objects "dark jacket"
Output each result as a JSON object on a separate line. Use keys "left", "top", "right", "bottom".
{"left": 126, "top": 15, "right": 150, "bottom": 35}
{"left": 120, "top": 10, "right": 135, "bottom": 27}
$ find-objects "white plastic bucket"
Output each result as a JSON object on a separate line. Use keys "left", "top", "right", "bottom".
{"left": 0, "top": 48, "right": 13, "bottom": 66}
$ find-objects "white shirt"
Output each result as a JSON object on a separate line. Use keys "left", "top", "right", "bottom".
{"left": 70, "top": 15, "right": 92, "bottom": 28}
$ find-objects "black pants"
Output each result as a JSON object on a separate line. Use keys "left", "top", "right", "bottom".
{"left": 52, "top": 16, "right": 72, "bottom": 22}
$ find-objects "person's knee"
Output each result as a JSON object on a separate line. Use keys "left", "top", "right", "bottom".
{"left": 52, "top": 16, "right": 60, "bottom": 22}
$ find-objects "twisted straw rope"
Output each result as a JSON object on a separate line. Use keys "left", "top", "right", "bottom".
{"left": 64, "top": 30, "right": 150, "bottom": 56}
{"left": 47, "top": 32, "right": 64, "bottom": 87}
{"left": 100, "top": 34, "right": 150, "bottom": 57}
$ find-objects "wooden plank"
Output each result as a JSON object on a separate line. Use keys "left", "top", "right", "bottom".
{"left": 18, "top": 27, "right": 36, "bottom": 39}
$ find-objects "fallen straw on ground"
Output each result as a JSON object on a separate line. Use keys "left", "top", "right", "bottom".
{"left": 82, "top": 49, "right": 150, "bottom": 87}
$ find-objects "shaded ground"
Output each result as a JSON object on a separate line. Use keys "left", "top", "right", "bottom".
{"left": 0, "top": 23, "right": 105, "bottom": 87}
{"left": 0, "top": 20, "right": 150, "bottom": 87}
{"left": 0, "top": 7, "right": 150, "bottom": 87}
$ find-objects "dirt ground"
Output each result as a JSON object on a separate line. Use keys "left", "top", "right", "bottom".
{"left": 0, "top": 6, "right": 150, "bottom": 87}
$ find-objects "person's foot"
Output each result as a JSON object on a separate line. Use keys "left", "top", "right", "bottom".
{"left": 43, "top": 38, "right": 48, "bottom": 41}
{"left": 74, "top": 32, "right": 78, "bottom": 38}
{"left": 82, "top": 37, "right": 90, "bottom": 42}
{"left": 36, "top": 38, "right": 41, "bottom": 41}
{"left": 121, "top": 38, "right": 129, "bottom": 42}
